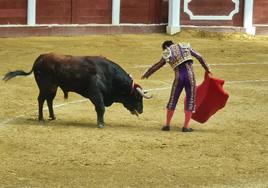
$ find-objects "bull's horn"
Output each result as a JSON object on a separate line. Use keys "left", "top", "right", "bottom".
{"left": 136, "top": 87, "right": 152, "bottom": 99}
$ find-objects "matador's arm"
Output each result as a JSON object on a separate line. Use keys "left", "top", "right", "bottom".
{"left": 141, "top": 58, "right": 166, "bottom": 79}
{"left": 190, "top": 48, "right": 211, "bottom": 73}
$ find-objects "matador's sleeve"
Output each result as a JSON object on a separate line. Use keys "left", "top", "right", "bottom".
{"left": 141, "top": 58, "right": 166, "bottom": 79}
{"left": 190, "top": 48, "right": 211, "bottom": 73}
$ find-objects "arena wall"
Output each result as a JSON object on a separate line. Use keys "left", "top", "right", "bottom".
{"left": 0, "top": 0, "right": 267, "bottom": 36}
{"left": 2, "top": 0, "right": 266, "bottom": 25}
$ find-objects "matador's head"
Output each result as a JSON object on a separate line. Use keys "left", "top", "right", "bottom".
{"left": 162, "top": 40, "right": 174, "bottom": 50}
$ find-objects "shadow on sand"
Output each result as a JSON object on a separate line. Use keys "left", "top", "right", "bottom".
{"left": 6, "top": 116, "right": 223, "bottom": 134}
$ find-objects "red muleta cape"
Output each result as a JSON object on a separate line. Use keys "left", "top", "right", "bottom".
{"left": 189, "top": 72, "right": 229, "bottom": 123}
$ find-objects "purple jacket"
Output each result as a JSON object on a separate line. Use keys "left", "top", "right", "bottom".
{"left": 142, "top": 43, "right": 210, "bottom": 79}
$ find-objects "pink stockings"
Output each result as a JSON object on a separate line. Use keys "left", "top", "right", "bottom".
{"left": 165, "top": 109, "right": 192, "bottom": 128}
{"left": 165, "top": 109, "right": 175, "bottom": 126}
{"left": 183, "top": 110, "right": 192, "bottom": 128}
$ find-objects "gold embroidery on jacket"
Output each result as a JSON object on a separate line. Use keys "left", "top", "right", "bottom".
{"left": 166, "top": 44, "right": 193, "bottom": 69}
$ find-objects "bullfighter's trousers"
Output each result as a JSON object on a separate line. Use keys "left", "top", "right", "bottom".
{"left": 166, "top": 60, "right": 196, "bottom": 112}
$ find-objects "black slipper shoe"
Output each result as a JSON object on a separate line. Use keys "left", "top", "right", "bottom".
{"left": 161, "top": 126, "right": 170, "bottom": 131}
{"left": 182, "top": 127, "right": 193, "bottom": 132}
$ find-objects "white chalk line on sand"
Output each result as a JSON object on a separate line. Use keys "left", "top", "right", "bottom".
{"left": 1, "top": 79, "right": 267, "bottom": 127}
{"left": 226, "top": 79, "right": 268, "bottom": 83}
{"left": 133, "top": 62, "right": 268, "bottom": 68}
{"left": 0, "top": 99, "right": 87, "bottom": 127}
{"left": 146, "top": 80, "right": 268, "bottom": 92}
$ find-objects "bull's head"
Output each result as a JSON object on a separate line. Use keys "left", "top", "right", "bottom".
{"left": 123, "top": 83, "right": 152, "bottom": 116}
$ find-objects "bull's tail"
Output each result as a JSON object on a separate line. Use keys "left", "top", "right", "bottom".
{"left": 2, "top": 69, "right": 33, "bottom": 82}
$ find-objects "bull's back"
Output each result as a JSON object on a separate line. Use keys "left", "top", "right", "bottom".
{"left": 33, "top": 53, "right": 98, "bottom": 92}
{"left": 34, "top": 53, "right": 96, "bottom": 73}
{"left": 33, "top": 53, "right": 129, "bottom": 92}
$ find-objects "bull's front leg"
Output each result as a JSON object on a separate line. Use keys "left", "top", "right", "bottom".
{"left": 95, "top": 104, "right": 105, "bottom": 128}
{"left": 88, "top": 92, "right": 105, "bottom": 128}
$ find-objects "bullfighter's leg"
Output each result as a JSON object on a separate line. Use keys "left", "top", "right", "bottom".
{"left": 182, "top": 63, "right": 196, "bottom": 132}
{"left": 88, "top": 92, "right": 105, "bottom": 128}
{"left": 162, "top": 70, "right": 183, "bottom": 131}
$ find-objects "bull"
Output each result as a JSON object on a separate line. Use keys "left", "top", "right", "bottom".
{"left": 3, "top": 53, "right": 152, "bottom": 128}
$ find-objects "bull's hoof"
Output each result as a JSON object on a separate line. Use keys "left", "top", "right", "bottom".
{"left": 38, "top": 119, "right": 45, "bottom": 125}
{"left": 98, "top": 123, "right": 105, "bottom": 128}
{"left": 49, "top": 117, "right": 56, "bottom": 121}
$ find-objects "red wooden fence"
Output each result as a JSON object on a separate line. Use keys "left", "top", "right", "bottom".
{"left": 120, "top": 0, "right": 168, "bottom": 24}
{"left": 72, "top": 0, "right": 112, "bottom": 24}
{"left": 0, "top": 0, "right": 27, "bottom": 24}
{"left": 0, "top": 0, "right": 267, "bottom": 25}
{"left": 36, "top": 0, "right": 72, "bottom": 24}
{"left": 254, "top": 0, "right": 268, "bottom": 24}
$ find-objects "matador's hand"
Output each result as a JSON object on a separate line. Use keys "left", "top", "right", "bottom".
{"left": 141, "top": 70, "right": 150, "bottom": 79}
{"left": 141, "top": 75, "right": 147, "bottom": 79}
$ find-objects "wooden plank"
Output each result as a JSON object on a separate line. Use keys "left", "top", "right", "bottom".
{"left": 36, "top": 0, "right": 72, "bottom": 24}
{"left": 120, "top": 0, "right": 150, "bottom": 23}
{"left": 72, "top": 0, "right": 112, "bottom": 24}
{"left": 0, "top": 9, "right": 26, "bottom": 18}
{"left": 0, "top": 0, "right": 27, "bottom": 24}
{"left": 0, "top": 0, "right": 26, "bottom": 8}
{"left": 253, "top": 0, "right": 268, "bottom": 24}
{"left": 120, "top": 0, "right": 167, "bottom": 24}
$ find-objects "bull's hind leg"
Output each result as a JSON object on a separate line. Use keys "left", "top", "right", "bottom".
{"left": 35, "top": 72, "right": 58, "bottom": 122}
{"left": 36, "top": 78, "right": 58, "bottom": 121}
{"left": 38, "top": 88, "right": 57, "bottom": 122}
{"left": 47, "top": 89, "right": 57, "bottom": 120}
{"left": 38, "top": 92, "right": 45, "bottom": 122}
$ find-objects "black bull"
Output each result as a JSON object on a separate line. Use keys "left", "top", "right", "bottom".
{"left": 3, "top": 53, "right": 152, "bottom": 128}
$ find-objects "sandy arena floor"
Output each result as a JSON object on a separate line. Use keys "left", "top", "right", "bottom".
{"left": 0, "top": 31, "right": 267, "bottom": 187}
